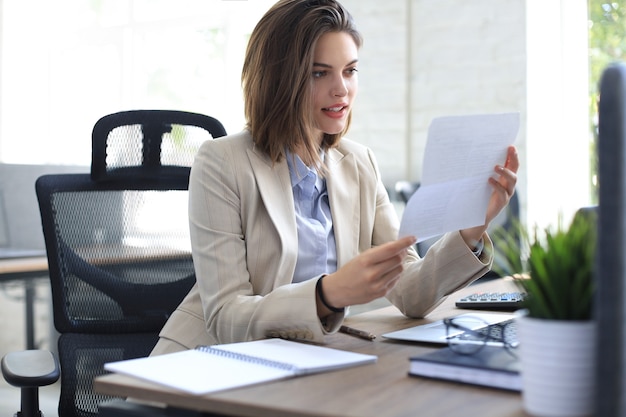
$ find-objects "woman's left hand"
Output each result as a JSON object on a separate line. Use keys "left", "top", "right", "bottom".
{"left": 460, "top": 145, "right": 519, "bottom": 247}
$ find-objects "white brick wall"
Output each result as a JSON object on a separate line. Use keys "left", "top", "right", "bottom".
{"left": 343, "top": 0, "right": 527, "bottom": 191}
{"left": 341, "top": 0, "right": 590, "bottom": 228}
{"left": 342, "top": 0, "right": 409, "bottom": 190}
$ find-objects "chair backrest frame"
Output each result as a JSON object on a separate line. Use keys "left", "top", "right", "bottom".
{"left": 91, "top": 109, "right": 226, "bottom": 182}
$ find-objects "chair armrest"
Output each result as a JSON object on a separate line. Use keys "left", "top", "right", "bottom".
{"left": 1, "top": 350, "right": 59, "bottom": 388}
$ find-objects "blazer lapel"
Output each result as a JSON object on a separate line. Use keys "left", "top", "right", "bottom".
{"left": 245, "top": 144, "right": 360, "bottom": 274}
{"left": 246, "top": 147, "right": 298, "bottom": 281}
{"left": 326, "top": 147, "right": 360, "bottom": 267}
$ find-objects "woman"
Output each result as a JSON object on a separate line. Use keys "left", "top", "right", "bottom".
{"left": 151, "top": 0, "right": 519, "bottom": 354}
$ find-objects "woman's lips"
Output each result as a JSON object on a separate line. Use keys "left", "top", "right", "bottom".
{"left": 322, "top": 105, "right": 348, "bottom": 118}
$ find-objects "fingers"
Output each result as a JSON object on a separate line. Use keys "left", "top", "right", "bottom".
{"left": 381, "top": 264, "right": 404, "bottom": 289}
{"left": 484, "top": 146, "right": 520, "bottom": 226}
{"left": 365, "top": 237, "right": 415, "bottom": 280}
{"left": 323, "top": 237, "right": 416, "bottom": 309}
{"left": 352, "top": 236, "right": 415, "bottom": 289}
{"left": 362, "top": 262, "right": 405, "bottom": 299}
{"left": 363, "top": 237, "right": 415, "bottom": 287}
{"left": 498, "top": 147, "right": 519, "bottom": 179}
{"left": 366, "top": 235, "right": 416, "bottom": 264}
{"left": 490, "top": 169, "right": 517, "bottom": 197}
{"left": 504, "top": 146, "right": 520, "bottom": 172}
{"left": 494, "top": 146, "right": 519, "bottom": 197}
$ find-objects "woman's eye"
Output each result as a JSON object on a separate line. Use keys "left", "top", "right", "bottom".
{"left": 313, "top": 70, "right": 327, "bottom": 78}
{"left": 346, "top": 67, "right": 358, "bottom": 76}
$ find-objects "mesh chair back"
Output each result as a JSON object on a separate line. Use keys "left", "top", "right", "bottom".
{"left": 91, "top": 109, "right": 226, "bottom": 181}
{"left": 37, "top": 174, "right": 195, "bottom": 334}
{"left": 35, "top": 110, "right": 226, "bottom": 417}
{"left": 57, "top": 333, "right": 159, "bottom": 416}
{"left": 37, "top": 173, "right": 195, "bottom": 417}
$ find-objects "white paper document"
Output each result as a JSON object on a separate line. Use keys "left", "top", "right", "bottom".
{"left": 399, "top": 112, "right": 520, "bottom": 242}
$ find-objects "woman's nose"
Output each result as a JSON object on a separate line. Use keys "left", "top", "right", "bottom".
{"left": 332, "top": 77, "right": 348, "bottom": 97}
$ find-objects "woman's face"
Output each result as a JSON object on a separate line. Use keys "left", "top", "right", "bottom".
{"left": 311, "top": 31, "right": 359, "bottom": 137}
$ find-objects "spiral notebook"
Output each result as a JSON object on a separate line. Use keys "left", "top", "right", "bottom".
{"left": 104, "top": 338, "right": 377, "bottom": 395}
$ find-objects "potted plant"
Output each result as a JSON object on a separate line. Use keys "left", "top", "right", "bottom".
{"left": 491, "top": 208, "right": 597, "bottom": 417}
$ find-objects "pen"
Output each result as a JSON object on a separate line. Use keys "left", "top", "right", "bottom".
{"left": 340, "top": 325, "right": 376, "bottom": 341}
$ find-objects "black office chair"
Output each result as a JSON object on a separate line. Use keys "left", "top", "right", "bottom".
{"left": 393, "top": 180, "right": 521, "bottom": 279}
{"left": 1, "top": 110, "right": 226, "bottom": 417}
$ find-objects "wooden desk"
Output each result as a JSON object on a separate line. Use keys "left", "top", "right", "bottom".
{"left": 0, "top": 256, "right": 49, "bottom": 349}
{"left": 0, "top": 256, "right": 48, "bottom": 278}
{"left": 95, "top": 278, "right": 525, "bottom": 417}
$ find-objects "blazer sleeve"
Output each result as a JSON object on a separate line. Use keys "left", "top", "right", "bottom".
{"left": 359, "top": 146, "right": 494, "bottom": 317}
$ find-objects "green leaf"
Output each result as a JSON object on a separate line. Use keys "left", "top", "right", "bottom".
{"left": 491, "top": 211, "right": 596, "bottom": 320}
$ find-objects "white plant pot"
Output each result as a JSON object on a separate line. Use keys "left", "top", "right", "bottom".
{"left": 516, "top": 310, "right": 596, "bottom": 417}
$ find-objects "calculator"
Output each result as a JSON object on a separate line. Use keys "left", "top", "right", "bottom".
{"left": 455, "top": 291, "right": 526, "bottom": 311}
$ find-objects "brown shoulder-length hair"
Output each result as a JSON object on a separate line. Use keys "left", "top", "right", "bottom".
{"left": 242, "top": 0, "right": 363, "bottom": 167}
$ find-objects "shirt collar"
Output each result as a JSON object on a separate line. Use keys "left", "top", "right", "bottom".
{"left": 286, "top": 150, "right": 326, "bottom": 190}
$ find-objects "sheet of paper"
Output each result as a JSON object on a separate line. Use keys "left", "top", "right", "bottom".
{"left": 399, "top": 112, "right": 520, "bottom": 242}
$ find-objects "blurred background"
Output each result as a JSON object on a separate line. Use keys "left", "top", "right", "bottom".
{"left": 0, "top": 0, "right": 623, "bottom": 414}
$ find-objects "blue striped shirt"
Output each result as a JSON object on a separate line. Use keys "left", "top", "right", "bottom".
{"left": 286, "top": 152, "right": 338, "bottom": 283}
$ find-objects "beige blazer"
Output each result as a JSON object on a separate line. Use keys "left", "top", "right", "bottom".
{"left": 151, "top": 130, "right": 492, "bottom": 355}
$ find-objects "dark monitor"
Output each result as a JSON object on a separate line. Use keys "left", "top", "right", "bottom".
{"left": 596, "top": 61, "right": 626, "bottom": 416}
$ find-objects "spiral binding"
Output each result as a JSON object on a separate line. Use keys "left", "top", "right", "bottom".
{"left": 196, "top": 345, "right": 298, "bottom": 372}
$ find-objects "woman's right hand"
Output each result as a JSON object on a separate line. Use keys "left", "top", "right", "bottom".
{"left": 317, "top": 235, "right": 416, "bottom": 315}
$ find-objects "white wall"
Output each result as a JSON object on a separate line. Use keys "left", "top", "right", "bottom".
{"left": 342, "top": 0, "right": 590, "bottom": 229}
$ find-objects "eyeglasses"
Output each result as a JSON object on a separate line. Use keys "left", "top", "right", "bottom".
{"left": 443, "top": 316, "right": 518, "bottom": 356}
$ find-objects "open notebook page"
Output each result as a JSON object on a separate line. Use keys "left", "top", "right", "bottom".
{"left": 104, "top": 338, "right": 376, "bottom": 395}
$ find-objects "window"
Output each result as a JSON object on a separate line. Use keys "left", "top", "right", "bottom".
{"left": 0, "top": 0, "right": 274, "bottom": 164}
